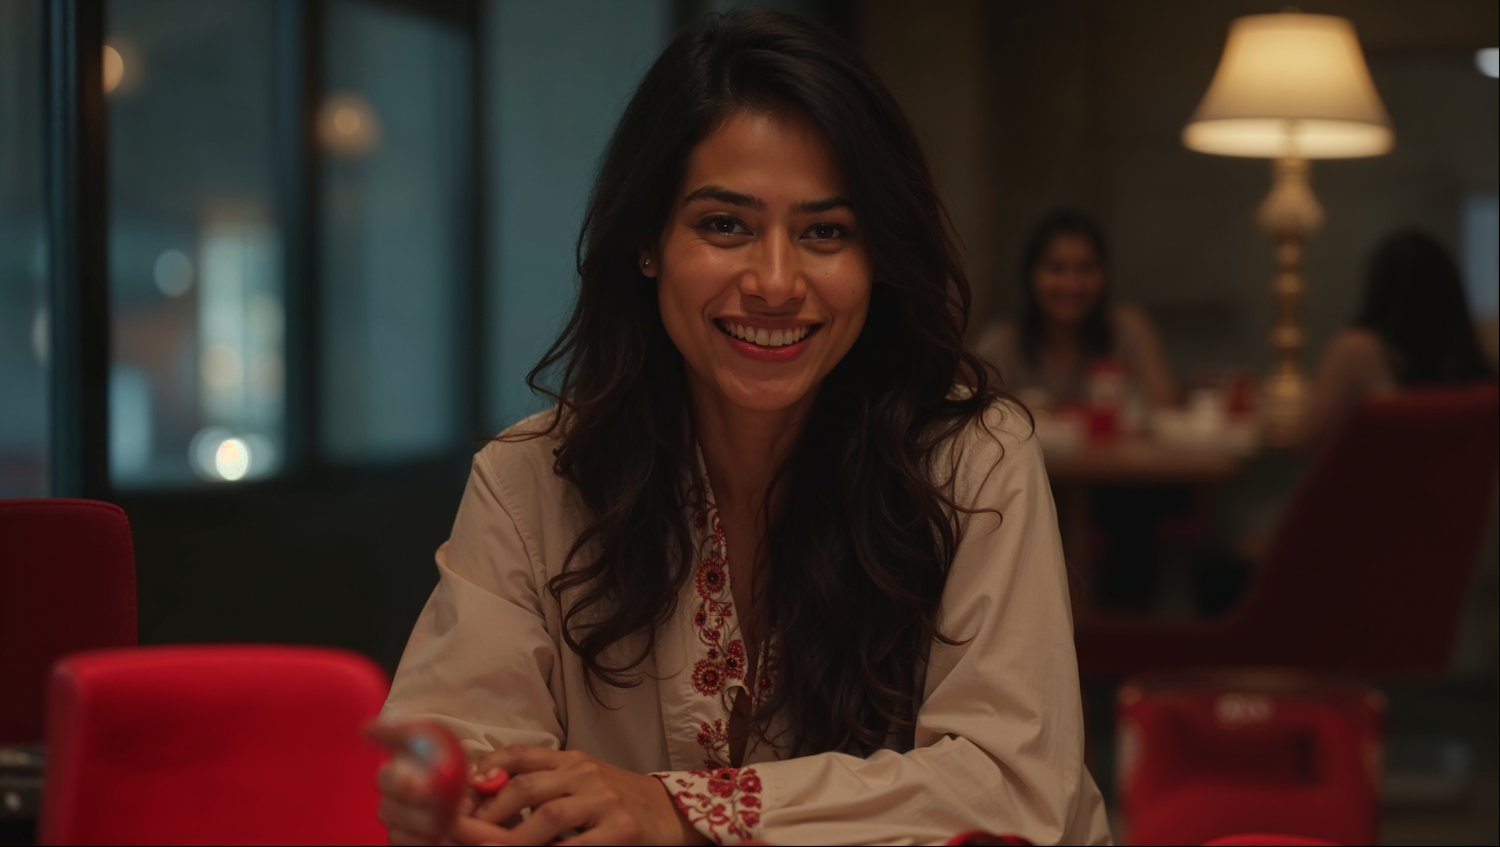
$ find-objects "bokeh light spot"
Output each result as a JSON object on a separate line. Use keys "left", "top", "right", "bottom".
{"left": 214, "top": 438, "right": 251, "bottom": 481}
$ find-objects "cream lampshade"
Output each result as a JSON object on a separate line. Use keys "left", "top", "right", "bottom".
{"left": 1183, "top": 12, "right": 1393, "bottom": 442}
{"left": 1185, "top": 13, "right": 1392, "bottom": 159}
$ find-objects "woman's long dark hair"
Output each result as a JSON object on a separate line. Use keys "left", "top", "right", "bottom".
{"left": 515, "top": 8, "right": 1006, "bottom": 757}
{"left": 1355, "top": 230, "right": 1492, "bottom": 385}
{"left": 1017, "top": 209, "right": 1113, "bottom": 365}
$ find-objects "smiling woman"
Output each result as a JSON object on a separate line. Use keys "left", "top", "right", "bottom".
{"left": 377, "top": 8, "right": 1110, "bottom": 846}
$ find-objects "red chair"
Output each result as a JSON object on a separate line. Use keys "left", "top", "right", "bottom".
{"left": 0, "top": 499, "right": 137, "bottom": 745}
{"left": 1202, "top": 836, "right": 1339, "bottom": 846}
{"left": 1076, "top": 384, "right": 1499, "bottom": 678}
{"left": 40, "top": 645, "right": 390, "bottom": 845}
{"left": 1116, "top": 673, "right": 1383, "bottom": 846}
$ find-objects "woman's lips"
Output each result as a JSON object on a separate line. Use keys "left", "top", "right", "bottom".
{"left": 714, "top": 319, "right": 822, "bottom": 363}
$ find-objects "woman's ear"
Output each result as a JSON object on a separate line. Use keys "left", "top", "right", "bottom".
{"left": 637, "top": 245, "right": 659, "bottom": 279}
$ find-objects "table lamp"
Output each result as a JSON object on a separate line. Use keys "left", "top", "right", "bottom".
{"left": 1184, "top": 12, "right": 1393, "bottom": 441}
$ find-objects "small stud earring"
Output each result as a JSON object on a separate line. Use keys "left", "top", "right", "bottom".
{"left": 643, "top": 259, "right": 651, "bottom": 267}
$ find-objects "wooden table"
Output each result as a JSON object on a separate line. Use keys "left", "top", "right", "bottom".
{"left": 1045, "top": 436, "right": 1253, "bottom": 611}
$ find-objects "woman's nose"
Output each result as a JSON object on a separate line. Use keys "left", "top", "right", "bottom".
{"left": 740, "top": 230, "right": 804, "bottom": 307}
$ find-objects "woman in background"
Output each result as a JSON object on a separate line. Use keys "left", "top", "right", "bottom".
{"left": 976, "top": 209, "right": 1179, "bottom": 409}
{"left": 978, "top": 211, "right": 1181, "bottom": 612}
{"left": 1295, "top": 229, "right": 1494, "bottom": 449}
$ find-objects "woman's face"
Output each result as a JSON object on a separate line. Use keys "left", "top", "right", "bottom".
{"left": 645, "top": 110, "right": 871, "bottom": 414}
{"left": 1032, "top": 233, "right": 1104, "bottom": 327}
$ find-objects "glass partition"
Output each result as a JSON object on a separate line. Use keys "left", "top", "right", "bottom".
{"left": 106, "top": 0, "right": 284, "bottom": 486}
{"left": 0, "top": 0, "right": 49, "bottom": 497}
{"left": 320, "top": 0, "right": 470, "bottom": 462}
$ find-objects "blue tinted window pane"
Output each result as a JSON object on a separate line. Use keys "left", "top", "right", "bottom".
{"left": 320, "top": 1, "right": 470, "bottom": 462}
{"left": 0, "top": 0, "right": 48, "bottom": 497}
{"left": 107, "top": 0, "right": 284, "bottom": 486}
{"left": 1462, "top": 193, "right": 1498, "bottom": 318}
{"left": 486, "top": 0, "right": 668, "bottom": 431}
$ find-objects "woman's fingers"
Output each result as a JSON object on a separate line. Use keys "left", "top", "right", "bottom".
{"left": 504, "top": 797, "right": 602, "bottom": 846}
{"left": 450, "top": 815, "right": 522, "bottom": 847}
{"left": 472, "top": 767, "right": 573, "bottom": 824}
{"left": 552, "top": 814, "right": 643, "bottom": 847}
{"left": 378, "top": 794, "right": 435, "bottom": 834}
{"left": 378, "top": 759, "right": 433, "bottom": 803}
{"left": 473, "top": 745, "right": 577, "bottom": 777}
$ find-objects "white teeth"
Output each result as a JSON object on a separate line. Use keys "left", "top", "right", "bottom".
{"left": 722, "top": 321, "right": 812, "bottom": 347}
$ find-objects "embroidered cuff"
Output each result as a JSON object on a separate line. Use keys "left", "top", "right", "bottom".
{"left": 652, "top": 767, "right": 765, "bottom": 846}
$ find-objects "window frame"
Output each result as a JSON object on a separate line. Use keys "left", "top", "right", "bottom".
{"left": 45, "top": 0, "right": 486, "bottom": 500}
{"left": 41, "top": 0, "right": 485, "bottom": 665}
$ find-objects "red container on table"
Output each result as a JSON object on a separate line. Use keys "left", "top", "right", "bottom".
{"left": 1086, "top": 405, "right": 1120, "bottom": 442}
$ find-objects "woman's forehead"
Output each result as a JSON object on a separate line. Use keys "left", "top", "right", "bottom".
{"left": 679, "top": 110, "right": 847, "bottom": 207}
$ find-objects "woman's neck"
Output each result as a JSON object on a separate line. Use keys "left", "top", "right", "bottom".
{"left": 1041, "top": 319, "right": 1082, "bottom": 359}
{"left": 689, "top": 377, "right": 813, "bottom": 517}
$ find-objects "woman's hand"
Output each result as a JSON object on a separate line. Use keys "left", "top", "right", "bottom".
{"left": 377, "top": 754, "right": 465, "bottom": 847}
{"left": 462, "top": 746, "right": 707, "bottom": 846}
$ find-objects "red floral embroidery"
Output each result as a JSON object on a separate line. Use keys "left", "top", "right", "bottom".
{"left": 695, "top": 719, "right": 730, "bottom": 768}
{"left": 691, "top": 659, "right": 725, "bottom": 696}
{"left": 754, "top": 640, "right": 779, "bottom": 704}
{"left": 690, "top": 505, "right": 744, "bottom": 708}
{"left": 687, "top": 496, "right": 781, "bottom": 766}
{"left": 655, "top": 767, "right": 764, "bottom": 845}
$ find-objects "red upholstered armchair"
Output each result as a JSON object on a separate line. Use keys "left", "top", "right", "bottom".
{"left": 1116, "top": 674, "right": 1384, "bottom": 846}
{"left": 0, "top": 499, "right": 137, "bottom": 745}
{"left": 1076, "top": 384, "right": 1499, "bottom": 679}
{"left": 41, "top": 645, "right": 391, "bottom": 845}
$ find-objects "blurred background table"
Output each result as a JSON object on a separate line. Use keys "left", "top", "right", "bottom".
{"left": 1045, "top": 436, "right": 1256, "bottom": 612}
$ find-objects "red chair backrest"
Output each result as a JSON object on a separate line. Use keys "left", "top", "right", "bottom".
{"left": 0, "top": 499, "right": 137, "bottom": 744}
{"left": 1201, "top": 836, "right": 1340, "bottom": 846}
{"left": 1117, "top": 674, "right": 1383, "bottom": 846}
{"left": 40, "top": 645, "right": 390, "bottom": 846}
{"left": 1233, "top": 384, "right": 1498, "bottom": 673}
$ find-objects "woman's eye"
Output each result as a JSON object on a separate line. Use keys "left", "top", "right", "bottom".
{"left": 805, "top": 223, "right": 848, "bottom": 241}
{"left": 701, "top": 216, "right": 748, "bottom": 236}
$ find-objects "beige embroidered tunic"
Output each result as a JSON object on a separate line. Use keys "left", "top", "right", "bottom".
{"left": 382, "top": 403, "right": 1112, "bottom": 846}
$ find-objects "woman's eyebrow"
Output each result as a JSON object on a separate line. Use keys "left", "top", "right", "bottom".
{"left": 681, "top": 186, "right": 853, "bottom": 215}
{"left": 793, "top": 196, "right": 853, "bottom": 214}
{"left": 682, "top": 186, "right": 766, "bottom": 210}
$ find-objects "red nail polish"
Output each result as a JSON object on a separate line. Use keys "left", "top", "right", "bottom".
{"left": 472, "top": 769, "right": 509, "bottom": 794}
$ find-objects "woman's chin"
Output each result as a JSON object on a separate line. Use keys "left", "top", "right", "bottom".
{"left": 715, "top": 375, "right": 819, "bottom": 414}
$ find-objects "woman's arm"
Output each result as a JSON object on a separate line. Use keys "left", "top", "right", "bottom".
{"left": 653, "top": 410, "right": 1111, "bottom": 846}
{"left": 1290, "top": 329, "right": 1393, "bottom": 452}
{"left": 1117, "top": 304, "right": 1180, "bottom": 409}
{"left": 382, "top": 442, "right": 704, "bottom": 846}
{"left": 381, "top": 450, "right": 567, "bottom": 753}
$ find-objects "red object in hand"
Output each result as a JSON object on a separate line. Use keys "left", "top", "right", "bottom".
{"left": 472, "top": 768, "right": 511, "bottom": 795}
{"left": 368, "top": 720, "right": 470, "bottom": 820}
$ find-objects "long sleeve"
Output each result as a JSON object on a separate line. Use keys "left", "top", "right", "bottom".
{"left": 657, "top": 416, "right": 1111, "bottom": 846}
{"left": 381, "top": 448, "right": 567, "bottom": 756}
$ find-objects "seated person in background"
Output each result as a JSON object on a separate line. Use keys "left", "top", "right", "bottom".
{"left": 975, "top": 209, "right": 1179, "bottom": 410}
{"left": 1295, "top": 229, "right": 1495, "bottom": 450}
{"left": 376, "top": 10, "right": 1108, "bottom": 847}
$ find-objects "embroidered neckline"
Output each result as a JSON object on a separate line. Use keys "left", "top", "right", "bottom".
{"left": 690, "top": 506, "right": 745, "bottom": 699}
{"left": 687, "top": 490, "right": 777, "bottom": 767}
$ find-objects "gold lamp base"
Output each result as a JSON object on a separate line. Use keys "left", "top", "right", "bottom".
{"left": 1256, "top": 157, "right": 1323, "bottom": 446}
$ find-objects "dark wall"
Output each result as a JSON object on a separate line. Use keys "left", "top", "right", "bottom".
{"left": 120, "top": 455, "right": 470, "bottom": 671}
